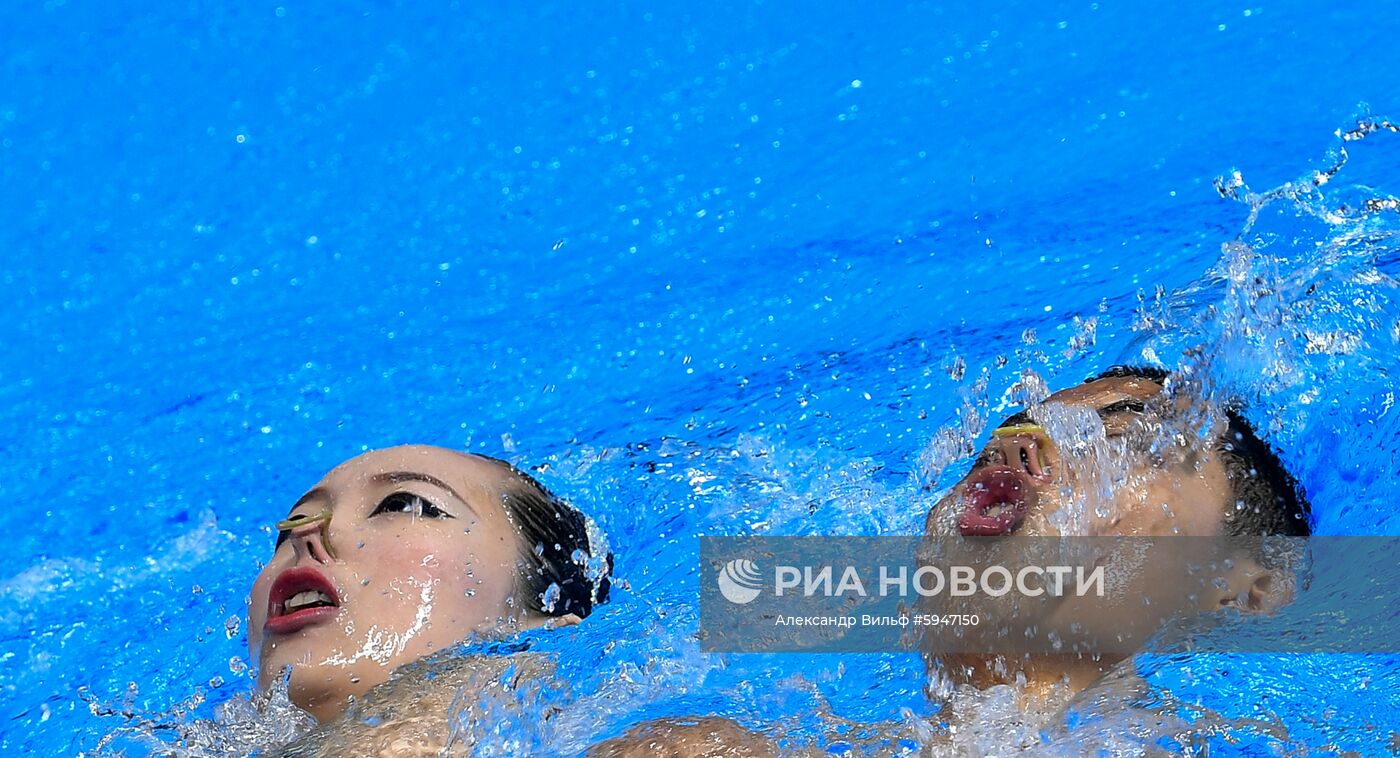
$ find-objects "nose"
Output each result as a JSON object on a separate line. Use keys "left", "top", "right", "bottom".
{"left": 277, "top": 511, "right": 337, "bottom": 563}
{"left": 991, "top": 426, "right": 1052, "bottom": 480}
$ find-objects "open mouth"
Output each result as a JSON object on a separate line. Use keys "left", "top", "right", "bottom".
{"left": 266, "top": 566, "right": 341, "bottom": 635}
{"left": 957, "top": 466, "right": 1038, "bottom": 537}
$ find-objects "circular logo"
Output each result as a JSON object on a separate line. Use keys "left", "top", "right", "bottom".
{"left": 717, "top": 558, "right": 763, "bottom": 604}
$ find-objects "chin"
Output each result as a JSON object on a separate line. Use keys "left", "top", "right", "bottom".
{"left": 259, "top": 648, "right": 341, "bottom": 688}
{"left": 272, "top": 658, "right": 380, "bottom": 721}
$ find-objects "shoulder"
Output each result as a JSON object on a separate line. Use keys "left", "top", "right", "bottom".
{"left": 588, "top": 717, "right": 779, "bottom": 758}
{"left": 280, "top": 651, "right": 555, "bottom": 757}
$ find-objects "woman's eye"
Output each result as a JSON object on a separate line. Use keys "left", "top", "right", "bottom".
{"left": 274, "top": 510, "right": 313, "bottom": 549}
{"left": 370, "top": 492, "right": 453, "bottom": 519}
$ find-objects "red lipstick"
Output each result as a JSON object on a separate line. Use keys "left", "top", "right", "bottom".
{"left": 266, "top": 566, "right": 341, "bottom": 635}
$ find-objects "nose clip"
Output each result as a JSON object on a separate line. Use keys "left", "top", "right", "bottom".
{"left": 992, "top": 423, "right": 1046, "bottom": 439}
{"left": 276, "top": 510, "right": 337, "bottom": 559}
{"left": 992, "top": 423, "right": 1053, "bottom": 478}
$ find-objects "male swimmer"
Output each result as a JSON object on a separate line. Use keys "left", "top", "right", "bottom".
{"left": 920, "top": 365, "right": 1310, "bottom": 698}
{"left": 594, "top": 365, "right": 1311, "bottom": 754}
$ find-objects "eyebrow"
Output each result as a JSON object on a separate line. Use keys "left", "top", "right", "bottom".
{"left": 371, "top": 471, "right": 478, "bottom": 517}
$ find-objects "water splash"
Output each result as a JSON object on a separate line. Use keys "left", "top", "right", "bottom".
{"left": 916, "top": 367, "right": 992, "bottom": 493}
{"left": 73, "top": 120, "right": 1400, "bottom": 756}
{"left": 83, "top": 669, "right": 314, "bottom": 757}
{"left": 1139, "top": 118, "right": 1400, "bottom": 425}
{"left": 907, "top": 118, "right": 1400, "bottom": 753}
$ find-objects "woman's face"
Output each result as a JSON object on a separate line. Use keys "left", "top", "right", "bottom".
{"left": 247, "top": 445, "right": 525, "bottom": 721}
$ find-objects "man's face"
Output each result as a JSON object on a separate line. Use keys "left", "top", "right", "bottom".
{"left": 925, "top": 375, "right": 1234, "bottom": 539}
{"left": 918, "top": 375, "right": 1297, "bottom": 693}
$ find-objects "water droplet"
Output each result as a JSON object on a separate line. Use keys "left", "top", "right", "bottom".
{"left": 224, "top": 615, "right": 241, "bottom": 640}
{"left": 541, "top": 583, "right": 562, "bottom": 613}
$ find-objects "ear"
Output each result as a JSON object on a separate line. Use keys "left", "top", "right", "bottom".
{"left": 516, "top": 612, "right": 583, "bottom": 631}
{"left": 548, "top": 612, "right": 583, "bottom": 628}
{"left": 1209, "top": 556, "right": 1294, "bottom": 614}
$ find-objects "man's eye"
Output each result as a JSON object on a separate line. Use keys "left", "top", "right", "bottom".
{"left": 370, "top": 492, "right": 453, "bottom": 519}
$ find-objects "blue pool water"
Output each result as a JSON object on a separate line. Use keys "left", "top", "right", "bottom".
{"left": 3, "top": 2, "right": 1400, "bottom": 754}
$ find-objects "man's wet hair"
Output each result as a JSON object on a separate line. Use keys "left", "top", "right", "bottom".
{"left": 479, "top": 455, "right": 614, "bottom": 618}
{"left": 1088, "top": 365, "right": 1312, "bottom": 536}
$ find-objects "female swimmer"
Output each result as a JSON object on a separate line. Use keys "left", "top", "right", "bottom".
{"left": 247, "top": 444, "right": 611, "bottom": 724}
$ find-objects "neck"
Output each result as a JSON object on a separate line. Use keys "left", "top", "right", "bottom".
{"left": 302, "top": 695, "right": 348, "bottom": 725}
{"left": 272, "top": 665, "right": 378, "bottom": 724}
{"left": 289, "top": 679, "right": 362, "bottom": 724}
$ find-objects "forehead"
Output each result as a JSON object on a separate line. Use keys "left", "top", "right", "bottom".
{"left": 1042, "top": 376, "right": 1164, "bottom": 409}
{"left": 314, "top": 445, "right": 511, "bottom": 507}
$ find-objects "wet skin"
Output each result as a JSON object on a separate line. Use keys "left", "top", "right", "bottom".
{"left": 921, "top": 376, "right": 1285, "bottom": 696}
{"left": 247, "top": 445, "right": 540, "bottom": 723}
{"left": 926, "top": 375, "right": 1233, "bottom": 539}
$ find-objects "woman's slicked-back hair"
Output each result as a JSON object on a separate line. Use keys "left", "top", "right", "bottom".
{"left": 477, "top": 455, "right": 613, "bottom": 618}
{"left": 1087, "top": 365, "right": 1312, "bottom": 536}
